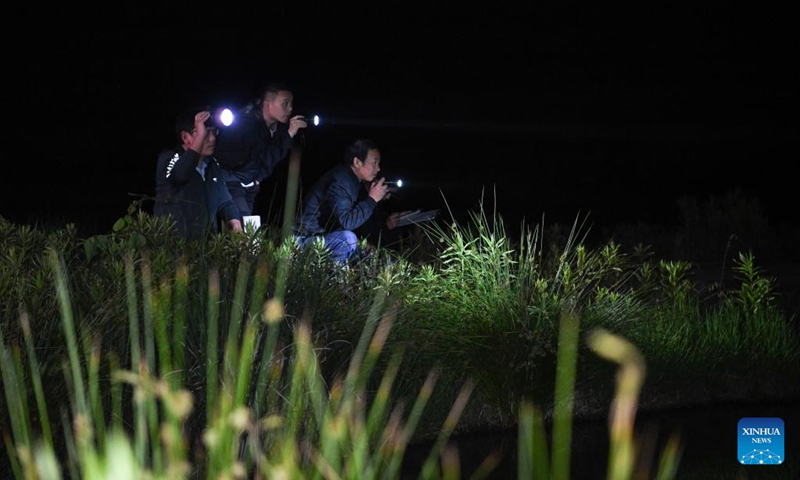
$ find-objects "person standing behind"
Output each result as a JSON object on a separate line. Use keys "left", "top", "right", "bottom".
{"left": 154, "top": 107, "right": 243, "bottom": 240}
{"left": 294, "top": 139, "right": 404, "bottom": 264}
{"left": 215, "top": 83, "right": 308, "bottom": 217}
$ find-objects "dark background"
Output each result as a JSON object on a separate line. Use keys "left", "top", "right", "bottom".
{"left": 2, "top": 3, "right": 796, "bottom": 239}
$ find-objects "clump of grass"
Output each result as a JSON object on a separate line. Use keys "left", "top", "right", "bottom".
{"left": 392, "top": 200, "right": 643, "bottom": 420}
{"left": 627, "top": 250, "right": 799, "bottom": 366}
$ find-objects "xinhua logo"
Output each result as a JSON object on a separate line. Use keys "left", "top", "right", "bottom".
{"left": 738, "top": 417, "right": 784, "bottom": 465}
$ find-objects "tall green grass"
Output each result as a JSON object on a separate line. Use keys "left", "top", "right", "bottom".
{"left": 2, "top": 243, "right": 476, "bottom": 478}
{"left": 2, "top": 191, "right": 799, "bottom": 478}
{"left": 1, "top": 244, "right": 687, "bottom": 479}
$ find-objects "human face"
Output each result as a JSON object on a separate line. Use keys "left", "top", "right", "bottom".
{"left": 353, "top": 148, "right": 381, "bottom": 182}
{"left": 188, "top": 128, "right": 217, "bottom": 157}
{"left": 263, "top": 91, "right": 294, "bottom": 125}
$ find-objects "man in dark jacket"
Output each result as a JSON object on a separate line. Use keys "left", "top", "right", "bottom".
{"left": 215, "top": 83, "right": 308, "bottom": 216}
{"left": 294, "top": 139, "right": 403, "bottom": 264}
{"left": 154, "top": 107, "right": 243, "bottom": 240}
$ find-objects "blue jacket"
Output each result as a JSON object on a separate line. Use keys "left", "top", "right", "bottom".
{"left": 153, "top": 146, "right": 240, "bottom": 240}
{"left": 214, "top": 111, "right": 293, "bottom": 186}
{"left": 294, "top": 164, "right": 377, "bottom": 236}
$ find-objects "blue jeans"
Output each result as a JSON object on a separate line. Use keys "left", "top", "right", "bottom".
{"left": 295, "top": 230, "right": 358, "bottom": 264}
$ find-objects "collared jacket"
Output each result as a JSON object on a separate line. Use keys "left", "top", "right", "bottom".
{"left": 294, "top": 164, "right": 377, "bottom": 236}
{"left": 154, "top": 146, "right": 240, "bottom": 240}
{"left": 214, "top": 110, "right": 293, "bottom": 186}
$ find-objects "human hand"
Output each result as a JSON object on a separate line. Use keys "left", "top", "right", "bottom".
{"left": 288, "top": 115, "right": 308, "bottom": 137}
{"left": 194, "top": 111, "right": 212, "bottom": 137}
{"left": 387, "top": 210, "right": 415, "bottom": 229}
{"left": 385, "top": 211, "right": 403, "bottom": 230}
{"left": 368, "top": 177, "right": 389, "bottom": 202}
{"left": 228, "top": 219, "right": 243, "bottom": 232}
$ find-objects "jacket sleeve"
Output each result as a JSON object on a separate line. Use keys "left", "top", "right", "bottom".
{"left": 209, "top": 162, "right": 241, "bottom": 223}
{"left": 158, "top": 148, "right": 201, "bottom": 184}
{"left": 218, "top": 198, "right": 240, "bottom": 225}
{"left": 216, "top": 117, "right": 292, "bottom": 180}
{"left": 328, "top": 178, "right": 376, "bottom": 231}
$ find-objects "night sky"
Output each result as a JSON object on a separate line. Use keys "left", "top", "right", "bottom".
{"left": 3, "top": 4, "right": 797, "bottom": 237}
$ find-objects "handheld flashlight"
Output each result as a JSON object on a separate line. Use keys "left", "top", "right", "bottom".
{"left": 303, "top": 114, "right": 320, "bottom": 126}
{"left": 217, "top": 107, "right": 235, "bottom": 127}
{"left": 207, "top": 107, "right": 235, "bottom": 128}
{"left": 384, "top": 180, "right": 403, "bottom": 187}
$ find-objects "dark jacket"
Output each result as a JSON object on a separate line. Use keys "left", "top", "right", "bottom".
{"left": 294, "top": 164, "right": 377, "bottom": 236}
{"left": 214, "top": 111, "right": 293, "bottom": 186}
{"left": 153, "top": 146, "right": 240, "bottom": 240}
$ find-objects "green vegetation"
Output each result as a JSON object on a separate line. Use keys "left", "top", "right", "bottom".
{"left": 1, "top": 191, "right": 799, "bottom": 479}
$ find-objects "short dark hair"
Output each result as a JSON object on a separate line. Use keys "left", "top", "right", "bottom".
{"left": 342, "top": 139, "right": 378, "bottom": 166}
{"left": 175, "top": 107, "right": 202, "bottom": 141}
{"left": 256, "top": 82, "right": 291, "bottom": 107}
